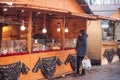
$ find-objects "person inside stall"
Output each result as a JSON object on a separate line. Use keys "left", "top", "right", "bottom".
{"left": 33, "top": 33, "right": 50, "bottom": 45}
{"left": 32, "top": 33, "right": 51, "bottom": 51}
{"left": 74, "top": 30, "right": 88, "bottom": 77}
{"left": 103, "top": 28, "right": 113, "bottom": 41}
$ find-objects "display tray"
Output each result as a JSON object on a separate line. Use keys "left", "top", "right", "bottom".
{"left": 64, "top": 48, "right": 75, "bottom": 50}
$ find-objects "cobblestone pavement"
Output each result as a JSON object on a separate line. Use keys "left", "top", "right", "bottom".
{"left": 53, "top": 61, "right": 120, "bottom": 80}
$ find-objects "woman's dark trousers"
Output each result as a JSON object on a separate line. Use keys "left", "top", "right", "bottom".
{"left": 76, "top": 56, "right": 85, "bottom": 75}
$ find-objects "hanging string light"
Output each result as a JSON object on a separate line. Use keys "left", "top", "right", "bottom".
{"left": 57, "top": 22, "right": 61, "bottom": 32}
{"left": 64, "top": 23, "right": 69, "bottom": 33}
{"left": 42, "top": 14, "right": 47, "bottom": 33}
{"left": 42, "top": 27, "right": 47, "bottom": 33}
{"left": 3, "top": 8, "right": 7, "bottom": 11}
{"left": 20, "top": 20, "right": 26, "bottom": 31}
{"left": 65, "top": 27, "right": 69, "bottom": 33}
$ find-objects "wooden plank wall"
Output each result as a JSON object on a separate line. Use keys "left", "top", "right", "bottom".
{"left": 50, "top": 18, "right": 86, "bottom": 39}
{"left": 0, "top": 49, "right": 76, "bottom": 80}
{"left": 2, "top": 26, "right": 12, "bottom": 40}
{"left": 87, "top": 20, "right": 102, "bottom": 60}
{"left": 2, "top": 25, "right": 27, "bottom": 40}
{"left": 65, "top": 19, "right": 86, "bottom": 38}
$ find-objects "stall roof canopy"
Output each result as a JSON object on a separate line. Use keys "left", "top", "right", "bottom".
{"left": 76, "top": 0, "right": 93, "bottom": 14}
{"left": 75, "top": 0, "right": 118, "bottom": 21}
{"left": 0, "top": 1, "right": 96, "bottom": 20}
{"left": 0, "top": 0, "right": 118, "bottom": 21}
{"left": 89, "top": 5, "right": 120, "bottom": 17}
{"left": 0, "top": 0, "right": 93, "bottom": 15}
{"left": 74, "top": 0, "right": 97, "bottom": 19}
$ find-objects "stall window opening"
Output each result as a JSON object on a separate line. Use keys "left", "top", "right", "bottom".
{"left": 101, "top": 20, "right": 115, "bottom": 42}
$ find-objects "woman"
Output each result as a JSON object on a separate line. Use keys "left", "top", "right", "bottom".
{"left": 74, "top": 30, "right": 88, "bottom": 76}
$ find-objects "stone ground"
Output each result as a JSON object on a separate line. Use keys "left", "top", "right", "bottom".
{"left": 52, "top": 61, "right": 120, "bottom": 80}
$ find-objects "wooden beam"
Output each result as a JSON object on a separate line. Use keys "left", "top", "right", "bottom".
{"left": 79, "top": 4, "right": 88, "bottom": 7}
{"left": 97, "top": 15, "right": 116, "bottom": 21}
{"left": 71, "top": 12, "right": 97, "bottom": 20}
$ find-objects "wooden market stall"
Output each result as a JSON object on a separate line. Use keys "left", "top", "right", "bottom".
{"left": 87, "top": 15, "right": 120, "bottom": 65}
{"left": 0, "top": 0, "right": 96, "bottom": 80}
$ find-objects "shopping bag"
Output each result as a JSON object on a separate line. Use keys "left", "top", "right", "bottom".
{"left": 82, "top": 59, "right": 91, "bottom": 70}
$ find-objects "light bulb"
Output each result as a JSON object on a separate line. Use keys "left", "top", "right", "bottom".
{"left": 20, "top": 25, "right": 26, "bottom": 31}
{"left": 37, "top": 12, "right": 41, "bottom": 14}
{"left": 21, "top": 10, "right": 24, "bottom": 12}
{"left": 57, "top": 22, "right": 61, "bottom": 32}
{"left": 42, "top": 27, "right": 47, "bottom": 33}
{"left": 102, "top": 24, "right": 109, "bottom": 29}
{"left": 3, "top": 8, "right": 7, "bottom": 11}
{"left": 65, "top": 28, "right": 69, "bottom": 33}
{"left": 57, "top": 27, "right": 61, "bottom": 32}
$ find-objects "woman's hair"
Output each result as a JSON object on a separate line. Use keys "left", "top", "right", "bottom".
{"left": 79, "top": 30, "right": 88, "bottom": 38}
{"left": 79, "top": 30, "right": 85, "bottom": 34}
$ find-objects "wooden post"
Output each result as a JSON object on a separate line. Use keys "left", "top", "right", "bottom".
{"left": 61, "top": 16, "right": 66, "bottom": 50}
{"left": 113, "top": 21, "right": 116, "bottom": 41}
{"left": 85, "top": 19, "right": 88, "bottom": 31}
{"left": 0, "top": 24, "right": 2, "bottom": 41}
{"left": 27, "top": 11, "right": 32, "bottom": 54}
{"left": 0, "top": 24, "right": 2, "bottom": 48}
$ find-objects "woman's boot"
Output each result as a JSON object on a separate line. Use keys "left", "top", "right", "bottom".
{"left": 72, "top": 70, "right": 79, "bottom": 77}
{"left": 80, "top": 68, "right": 85, "bottom": 76}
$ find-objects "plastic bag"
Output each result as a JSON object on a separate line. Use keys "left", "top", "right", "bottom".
{"left": 82, "top": 59, "right": 91, "bottom": 70}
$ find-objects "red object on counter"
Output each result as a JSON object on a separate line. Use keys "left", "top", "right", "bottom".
{"left": 0, "top": 52, "right": 28, "bottom": 57}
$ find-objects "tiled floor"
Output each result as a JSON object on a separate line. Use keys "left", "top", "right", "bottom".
{"left": 52, "top": 61, "right": 120, "bottom": 80}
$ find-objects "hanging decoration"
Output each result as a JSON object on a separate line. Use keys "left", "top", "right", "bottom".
{"left": 20, "top": 20, "right": 26, "bottom": 31}
{"left": 32, "top": 56, "right": 62, "bottom": 79}
{"left": 42, "top": 14, "right": 47, "bottom": 33}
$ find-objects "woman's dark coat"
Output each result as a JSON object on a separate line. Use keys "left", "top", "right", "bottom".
{"left": 76, "top": 31, "right": 88, "bottom": 57}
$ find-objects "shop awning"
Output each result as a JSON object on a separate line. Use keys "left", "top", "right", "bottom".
{"left": 15, "top": 4, "right": 69, "bottom": 14}
{"left": 0, "top": 3, "right": 70, "bottom": 16}
{"left": 1, "top": 2, "right": 118, "bottom": 21}
{"left": 0, "top": 3, "right": 98, "bottom": 19}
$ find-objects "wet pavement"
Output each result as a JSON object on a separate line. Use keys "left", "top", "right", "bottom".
{"left": 53, "top": 61, "right": 120, "bottom": 80}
